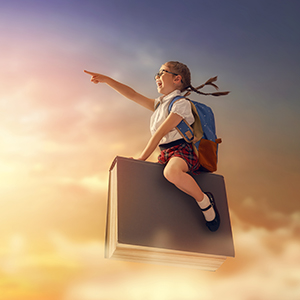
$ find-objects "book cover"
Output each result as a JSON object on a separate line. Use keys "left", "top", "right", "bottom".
{"left": 105, "top": 156, "right": 234, "bottom": 271}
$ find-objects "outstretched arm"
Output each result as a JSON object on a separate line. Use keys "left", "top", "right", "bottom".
{"left": 84, "top": 70, "right": 155, "bottom": 111}
{"left": 137, "top": 112, "right": 183, "bottom": 161}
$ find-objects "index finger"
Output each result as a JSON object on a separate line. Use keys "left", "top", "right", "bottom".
{"left": 84, "top": 70, "right": 97, "bottom": 76}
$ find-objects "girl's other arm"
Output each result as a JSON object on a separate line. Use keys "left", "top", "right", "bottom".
{"left": 84, "top": 70, "right": 155, "bottom": 111}
{"left": 137, "top": 112, "right": 183, "bottom": 161}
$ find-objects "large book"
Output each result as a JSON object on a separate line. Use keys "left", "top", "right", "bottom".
{"left": 105, "top": 156, "right": 234, "bottom": 271}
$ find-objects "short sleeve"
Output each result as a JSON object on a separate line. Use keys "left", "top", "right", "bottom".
{"left": 170, "top": 99, "right": 192, "bottom": 119}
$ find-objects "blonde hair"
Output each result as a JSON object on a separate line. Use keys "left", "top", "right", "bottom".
{"left": 165, "top": 61, "right": 229, "bottom": 97}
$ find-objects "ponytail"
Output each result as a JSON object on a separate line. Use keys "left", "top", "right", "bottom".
{"left": 165, "top": 61, "right": 230, "bottom": 98}
{"left": 183, "top": 76, "right": 230, "bottom": 97}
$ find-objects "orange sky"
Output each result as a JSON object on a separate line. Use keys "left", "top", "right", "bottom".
{"left": 0, "top": 1, "right": 300, "bottom": 299}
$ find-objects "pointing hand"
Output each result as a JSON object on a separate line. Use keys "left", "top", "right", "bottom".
{"left": 84, "top": 70, "right": 107, "bottom": 84}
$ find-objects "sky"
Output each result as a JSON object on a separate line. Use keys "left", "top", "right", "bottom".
{"left": 0, "top": 0, "right": 300, "bottom": 299}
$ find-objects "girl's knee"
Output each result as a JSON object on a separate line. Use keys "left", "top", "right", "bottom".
{"left": 163, "top": 157, "right": 189, "bottom": 184}
{"left": 163, "top": 165, "right": 180, "bottom": 184}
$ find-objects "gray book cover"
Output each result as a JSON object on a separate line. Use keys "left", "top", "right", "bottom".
{"left": 105, "top": 156, "right": 235, "bottom": 270}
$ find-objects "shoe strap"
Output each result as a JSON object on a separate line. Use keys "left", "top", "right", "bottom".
{"left": 201, "top": 204, "right": 212, "bottom": 212}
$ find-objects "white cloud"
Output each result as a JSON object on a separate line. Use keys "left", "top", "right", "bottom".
{"left": 1, "top": 222, "right": 298, "bottom": 300}
{"left": 48, "top": 221, "right": 300, "bottom": 300}
{"left": 58, "top": 172, "right": 109, "bottom": 193}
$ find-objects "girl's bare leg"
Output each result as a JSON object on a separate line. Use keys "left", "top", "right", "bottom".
{"left": 163, "top": 157, "right": 216, "bottom": 221}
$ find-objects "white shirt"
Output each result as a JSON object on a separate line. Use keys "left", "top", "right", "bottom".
{"left": 150, "top": 90, "right": 195, "bottom": 145}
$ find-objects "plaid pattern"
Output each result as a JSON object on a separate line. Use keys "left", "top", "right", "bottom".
{"left": 158, "top": 142, "right": 201, "bottom": 174}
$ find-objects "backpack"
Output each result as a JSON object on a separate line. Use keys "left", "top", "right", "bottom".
{"left": 167, "top": 96, "right": 221, "bottom": 172}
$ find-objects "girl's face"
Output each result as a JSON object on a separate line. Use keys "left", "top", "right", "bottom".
{"left": 155, "top": 64, "right": 181, "bottom": 95}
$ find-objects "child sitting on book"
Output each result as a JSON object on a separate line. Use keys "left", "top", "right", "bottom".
{"left": 84, "top": 61, "right": 224, "bottom": 231}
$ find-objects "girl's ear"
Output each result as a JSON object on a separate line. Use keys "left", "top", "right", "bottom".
{"left": 174, "top": 75, "right": 183, "bottom": 90}
{"left": 174, "top": 74, "right": 182, "bottom": 84}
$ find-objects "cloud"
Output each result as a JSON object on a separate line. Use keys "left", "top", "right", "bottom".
{"left": 1, "top": 204, "right": 299, "bottom": 300}
{"left": 231, "top": 196, "right": 300, "bottom": 236}
{"left": 51, "top": 214, "right": 300, "bottom": 300}
{"left": 215, "top": 221, "right": 300, "bottom": 300}
{"left": 58, "top": 173, "right": 109, "bottom": 193}
{"left": 0, "top": 3, "right": 299, "bottom": 299}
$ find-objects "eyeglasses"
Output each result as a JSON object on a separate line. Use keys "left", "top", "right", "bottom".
{"left": 154, "top": 69, "right": 179, "bottom": 80}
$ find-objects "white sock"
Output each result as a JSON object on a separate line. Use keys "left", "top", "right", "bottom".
{"left": 197, "top": 194, "right": 216, "bottom": 222}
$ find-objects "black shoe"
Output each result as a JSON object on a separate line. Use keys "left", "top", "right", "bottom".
{"left": 201, "top": 192, "right": 220, "bottom": 232}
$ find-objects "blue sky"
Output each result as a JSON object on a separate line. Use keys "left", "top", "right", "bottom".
{"left": 1, "top": 0, "right": 300, "bottom": 299}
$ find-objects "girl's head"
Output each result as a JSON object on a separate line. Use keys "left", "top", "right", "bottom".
{"left": 164, "top": 61, "right": 191, "bottom": 92}
{"left": 155, "top": 61, "right": 230, "bottom": 97}
{"left": 155, "top": 61, "right": 190, "bottom": 95}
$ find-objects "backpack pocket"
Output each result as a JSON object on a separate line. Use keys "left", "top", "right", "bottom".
{"left": 197, "top": 138, "right": 221, "bottom": 172}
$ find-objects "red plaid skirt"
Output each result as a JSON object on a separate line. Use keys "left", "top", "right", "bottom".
{"left": 158, "top": 141, "right": 201, "bottom": 174}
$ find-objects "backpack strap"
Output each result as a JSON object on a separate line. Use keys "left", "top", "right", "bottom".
{"left": 155, "top": 96, "right": 202, "bottom": 144}
{"left": 189, "top": 101, "right": 203, "bottom": 144}
{"left": 168, "top": 96, "right": 195, "bottom": 143}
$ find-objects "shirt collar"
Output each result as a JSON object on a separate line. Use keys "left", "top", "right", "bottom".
{"left": 158, "top": 89, "right": 182, "bottom": 103}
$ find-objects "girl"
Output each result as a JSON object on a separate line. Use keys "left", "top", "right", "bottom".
{"left": 84, "top": 61, "right": 225, "bottom": 232}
